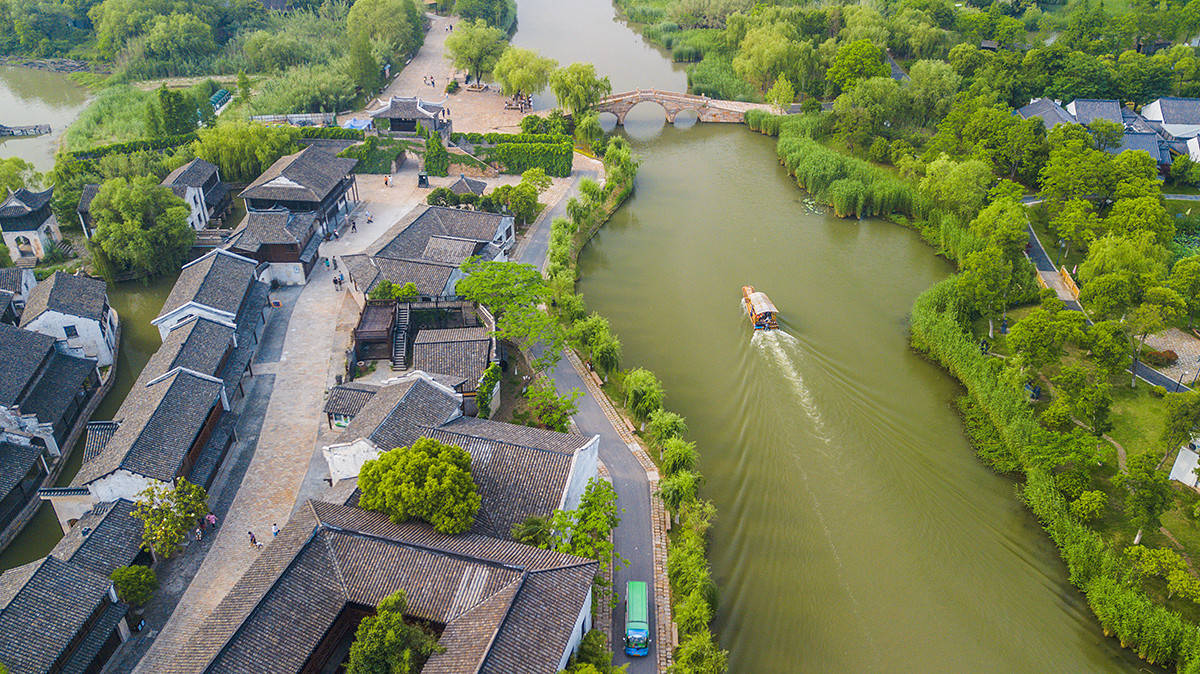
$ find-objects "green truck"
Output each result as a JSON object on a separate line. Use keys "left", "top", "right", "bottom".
{"left": 624, "top": 580, "right": 650, "bottom": 657}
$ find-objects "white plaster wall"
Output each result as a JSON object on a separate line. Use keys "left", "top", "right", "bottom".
{"left": 0, "top": 406, "right": 59, "bottom": 456}
{"left": 560, "top": 435, "right": 600, "bottom": 512}
{"left": 557, "top": 588, "right": 594, "bottom": 671}
{"left": 153, "top": 303, "right": 236, "bottom": 340}
{"left": 183, "top": 186, "right": 209, "bottom": 230}
{"left": 267, "top": 262, "right": 307, "bottom": 286}
{"left": 89, "top": 470, "right": 160, "bottom": 503}
{"left": 1165, "top": 123, "right": 1200, "bottom": 140}
{"left": 323, "top": 438, "right": 382, "bottom": 483}
{"left": 24, "top": 310, "right": 113, "bottom": 366}
{"left": 46, "top": 493, "right": 99, "bottom": 533}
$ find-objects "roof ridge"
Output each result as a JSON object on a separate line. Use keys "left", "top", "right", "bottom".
{"left": 470, "top": 574, "right": 526, "bottom": 674}
{"left": 430, "top": 423, "right": 579, "bottom": 456}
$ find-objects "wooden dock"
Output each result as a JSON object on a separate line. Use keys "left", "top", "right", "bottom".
{"left": 0, "top": 123, "right": 51, "bottom": 137}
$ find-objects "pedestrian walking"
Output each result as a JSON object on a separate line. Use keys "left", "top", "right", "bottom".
{"left": 206, "top": 512, "right": 217, "bottom": 528}
{"left": 195, "top": 527, "right": 202, "bottom": 542}
{"left": 338, "top": 273, "right": 344, "bottom": 286}
{"left": 351, "top": 220, "right": 357, "bottom": 233}
{"left": 332, "top": 257, "right": 338, "bottom": 270}
{"left": 248, "top": 531, "right": 258, "bottom": 547}
{"left": 323, "top": 257, "right": 330, "bottom": 269}
{"left": 272, "top": 523, "right": 280, "bottom": 537}
{"left": 333, "top": 277, "right": 339, "bottom": 291}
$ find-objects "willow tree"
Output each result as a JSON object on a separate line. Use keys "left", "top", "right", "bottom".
{"left": 493, "top": 46, "right": 557, "bottom": 97}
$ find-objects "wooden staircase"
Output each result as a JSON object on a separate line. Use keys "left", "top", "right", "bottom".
{"left": 391, "top": 303, "right": 409, "bottom": 370}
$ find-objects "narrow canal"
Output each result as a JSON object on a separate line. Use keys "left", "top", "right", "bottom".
{"left": 514, "top": 0, "right": 1147, "bottom": 671}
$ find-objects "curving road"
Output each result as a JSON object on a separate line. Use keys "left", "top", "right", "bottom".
{"left": 519, "top": 174, "right": 659, "bottom": 672}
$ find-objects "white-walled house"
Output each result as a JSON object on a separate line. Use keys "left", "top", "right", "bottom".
{"left": 224, "top": 210, "right": 322, "bottom": 286}
{"left": 0, "top": 268, "right": 36, "bottom": 312}
{"left": 19, "top": 271, "right": 118, "bottom": 367}
{"left": 1143, "top": 97, "right": 1200, "bottom": 139}
{"left": 321, "top": 372, "right": 601, "bottom": 539}
{"left": 161, "top": 158, "right": 232, "bottom": 230}
{"left": 0, "top": 187, "right": 63, "bottom": 265}
{"left": 151, "top": 248, "right": 261, "bottom": 340}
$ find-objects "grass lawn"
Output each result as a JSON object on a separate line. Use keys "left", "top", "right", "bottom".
{"left": 1107, "top": 382, "right": 1166, "bottom": 461}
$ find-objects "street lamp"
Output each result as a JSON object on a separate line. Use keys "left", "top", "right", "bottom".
{"left": 1179, "top": 369, "right": 1190, "bottom": 393}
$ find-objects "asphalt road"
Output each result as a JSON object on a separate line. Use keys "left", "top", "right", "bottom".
{"left": 520, "top": 172, "right": 659, "bottom": 672}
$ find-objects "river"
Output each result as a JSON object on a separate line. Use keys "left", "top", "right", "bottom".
{"left": 0, "top": 65, "right": 90, "bottom": 172}
{"left": 513, "top": 0, "right": 1146, "bottom": 671}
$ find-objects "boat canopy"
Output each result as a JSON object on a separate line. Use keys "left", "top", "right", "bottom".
{"left": 748, "top": 292, "right": 777, "bottom": 315}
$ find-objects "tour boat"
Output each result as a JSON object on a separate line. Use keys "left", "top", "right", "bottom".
{"left": 742, "top": 286, "right": 779, "bottom": 331}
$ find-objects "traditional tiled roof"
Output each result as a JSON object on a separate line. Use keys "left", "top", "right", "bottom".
{"left": 1066, "top": 99, "right": 1123, "bottom": 125}
{"left": 76, "top": 183, "right": 100, "bottom": 217}
{"left": 158, "top": 249, "right": 257, "bottom": 319}
{"left": 0, "top": 555, "right": 116, "bottom": 674}
{"left": 0, "top": 268, "right": 28, "bottom": 296}
{"left": 1015, "top": 98, "right": 1075, "bottom": 129}
{"left": 0, "top": 323, "right": 55, "bottom": 407}
{"left": 157, "top": 499, "right": 595, "bottom": 674}
{"left": 337, "top": 377, "right": 461, "bottom": 452}
{"left": 239, "top": 146, "right": 358, "bottom": 203}
{"left": 368, "top": 96, "right": 445, "bottom": 120}
{"left": 138, "top": 316, "right": 235, "bottom": 385}
{"left": 49, "top": 499, "right": 145, "bottom": 577}
{"left": 1147, "top": 97, "right": 1200, "bottom": 125}
{"left": 0, "top": 440, "right": 44, "bottom": 508}
{"left": 343, "top": 255, "right": 458, "bottom": 297}
{"left": 19, "top": 271, "right": 108, "bottom": 326}
{"left": 162, "top": 158, "right": 219, "bottom": 190}
{"left": 323, "top": 382, "right": 379, "bottom": 417}
{"left": 82, "top": 420, "right": 118, "bottom": 462}
{"left": 74, "top": 368, "right": 223, "bottom": 485}
{"left": 412, "top": 327, "right": 492, "bottom": 393}
{"left": 0, "top": 187, "right": 52, "bottom": 219}
{"left": 20, "top": 351, "right": 97, "bottom": 428}
{"left": 426, "top": 416, "right": 591, "bottom": 539}
{"left": 226, "top": 210, "right": 318, "bottom": 252}
{"left": 448, "top": 174, "right": 486, "bottom": 196}
{"left": 1109, "top": 131, "right": 1171, "bottom": 164}
{"left": 370, "top": 206, "right": 505, "bottom": 260}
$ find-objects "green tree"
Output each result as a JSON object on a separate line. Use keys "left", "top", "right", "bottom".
{"left": 1104, "top": 196, "right": 1173, "bottom": 247}
{"left": 523, "top": 377, "right": 581, "bottom": 432}
{"left": 153, "top": 84, "right": 195, "bottom": 137}
{"left": 1160, "top": 392, "right": 1200, "bottom": 460}
{"left": 368, "top": 280, "right": 419, "bottom": 301}
{"left": 192, "top": 121, "right": 298, "bottom": 182}
{"left": 661, "top": 437, "right": 699, "bottom": 476}
{"left": 1115, "top": 453, "right": 1173, "bottom": 544}
{"left": 1170, "top": 256, "right": 1200, "bottom": 328}
{"left": 919, "top": 154, "right": 993, "bottom": 220}
{"left": 347, "top": 32, "right": 381, "bottom": 94}
{"left": 732, "top": 25, "right": 804, "bottom": 92}
{"left": 1087, "top": 320, "right": 1131, "bottom": 376}
{"left": 110, "top": 566, "right": 157, "bottom": 605}
{"left": 907, "top": 59, "right": 960, "bottom": 127}
{"left": 346, "top": 589, "right": 444, "bottom": 674}
{"left": 622, "top": 367, "right": 664, "bottom": 426}
{"left": 456, "top": 259, "right": 547, "bottom": 314}
{"left": 1078, "top": 233, "right": 1168, "bottom": 318}
{"left": 646, "top": 409, "right": 687, "bottom": 448}
{"left": 493, "top": 46, "right": 557, "bottom": 97}
{"left": 544, "top": 478, "right": 622, "bottom": 568}
{"left": 658, "top": 469, "right": 700, "bottom": 516}
{"left": 669, "top": 628, "right": 728, "bottom": 674}
{"left": 764, "top": 75, "right": 794, "bottom": 112}
{"left": 454, "top": 0, "right": 512, "bottom": 29}
{"left": 520, "top": 166, "right": 551, "bottom": 194}
{"left": 0, "top": 157, "right": 41, "bottom": 193}
{"left": 144, "top": 13, "right": 215, "bottom": 62}
{"left": 357, "top": 437, "right": 481, "bottom": 534}
{"left": 424, "top": 131, "right": 450, "bottom": 176}
{"left": 825, "top": 39, "right": 889, "bottom": 93}
{"left": 510, "top": 514, "right": 551, "bottom": 546}
{"left": 237, "top": 70, "right": 251, "bottom": 101}
{"left": 550, "top": 63, "right": 612, "bottom": 116}
{"left": 958, "top": 246, "right": 1012, "bottom": 338}
{"left": 347, "top": 0, "right": 423, "bottom": 60}
{"left": 445, "top": 19, "right": 506, "bottom": 85}
{"left": 131, "top": 478, "right": 209, "bottom": 560}
{"left": 590, "top": 332, "right": 621, "bottom": 378}
{"left": 1070, "top": 490, "right": 1107, "bottom": 522}
{"left": 475, "top": 362, "right": 502, "bottom": 418}
{"left": 90, "top": 175, "right": 195, "bottom": 278}
{"left": 1089, "top": 119, "right": 1125, "bottom": 151}
{"left": 1049, "top": 199, "right": 1103, "bottom": 262}
{"left": 1124, "top": 286, "right": 1186, "bottom": 386}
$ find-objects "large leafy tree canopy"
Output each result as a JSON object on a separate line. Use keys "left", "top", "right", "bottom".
{"left": 549, "top": 63, "right": 612, "bottom": 117}
{"left": 90, "top": 175, "right": 195, "bottom": 278}
{"left": 131, "top": 478, "right": 209, "bottom": 559}
{"left": 445, "top": 18, "right": 506, "bottom": 84}
{"left": 358, "top": 438, "right": 482, "bottom": 535}
{"left": 346, "top": 589, "right": 444, "bottom": 674}
{"left": 493, "top": 46, "right": 557, "bottom": 97}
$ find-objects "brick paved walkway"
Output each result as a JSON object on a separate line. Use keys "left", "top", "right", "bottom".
{"left": 134, "top": 264, "right": 344, "bottom": 672}
{"left": 1144, "top": 327, "right": 1200, "bottom": 385}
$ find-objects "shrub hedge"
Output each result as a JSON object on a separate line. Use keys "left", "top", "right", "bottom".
{"left": 62, "top": 133, "right": 198, "bottom": 161}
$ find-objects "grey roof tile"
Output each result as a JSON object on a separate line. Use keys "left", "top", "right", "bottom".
{"left": 369, "top": 96, "right": 444, "bottom": 120}
{"left": 227, "top": 210, "right": 318, "bottom": 253}
{"left": 162, "top": 158, "right": 219, "bottom": 190}
{"left": 0, "top": 440, "right": 44, "bottom": 508}
{"left": 138, "top": 316, "right": 235, "bottom": 385}
{"left": 20, "top": 350, "right": 97, "bottom": 428}
{"left": 0, "top": 187, "right": 52, "bottom": 219}
{"left": 337, "top": 378, "right": 461, "bottom": 452}
{"left": 0, "top": 556, "right": 114, "bottom": 674}
{"left": 0, "top": 323, "right": 55, "bottom": 407}
{"left": 159, "top": 249, "right": 257, "bottom": 319}
{"left": 1067, "top": 98, "right": 1123, "bottom": 125}
{"left": 448, "top": 174, "right": 487, "bottom": 196}
{"left": 239, "top": 146, "right": 357, "bottom": 203}
{"left": 323, "top": 382, "right": 379, "bottom": 417}
{"left": 19, "top": 271, "right": 108, "bottom": 326}
{"left": 412, "top": 327, "right": 492, "bottom": 393}
{"left": 76, "top": 184, "right": 100, "bottom": 216}
{"left": 49, "top": 499, "right": 145, "bottom": 577}
{"left": 1150, "top": 97, "right": 1200, "bottom": 125}
{"left": 74, "top": 369, "right": 223, "bottom": 485}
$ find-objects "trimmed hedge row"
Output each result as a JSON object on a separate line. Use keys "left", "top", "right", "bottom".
{"left": 451, "top": 131, "right": 571, "bottom": 145}
{"left": 910, "top": 277, "right": 1200, "bottom": 671}
{"left": 62, "top": 132, "right": 198, "bottom": 161}
{"left": 297, "top": 126, "right": 364, "bottom": 140}
{"left": 487, "top": 141, "right": 573, "bottom": 177}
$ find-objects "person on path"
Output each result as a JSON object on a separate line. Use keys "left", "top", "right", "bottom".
{"left": 195, "top": 527, "right": 202, "bottom": 542}
{"left": 272, "top": 523, "right": 280, "bottom": 537}
{"left": 323, "top": 257, "right": 330, "bottom": 269}
{"left": 351, "top": 220, "right": 357, "bottom": 233}
{"left": 206, "top": 512, "right": 217, "bottom": 529}
{"left": 333, "top": 277, "right": 340, "bottom": 291}
{"left": 332, "top": 258, "right": 338, "bottom": 270}
{"left": 248, "top": 531, "right": 257, "bottom": 548}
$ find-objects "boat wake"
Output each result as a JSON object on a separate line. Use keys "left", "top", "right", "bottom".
{"left": 751, "top": 330, "right": 830, "bottom": 444}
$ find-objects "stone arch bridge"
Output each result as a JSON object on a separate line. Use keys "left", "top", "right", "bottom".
{"left": 593, "top": 89, "right": 773, "bottom": 125}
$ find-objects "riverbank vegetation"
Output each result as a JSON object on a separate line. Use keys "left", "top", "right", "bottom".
{"left": 738, "top": 3, "right": 1200, "bottom": 656}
